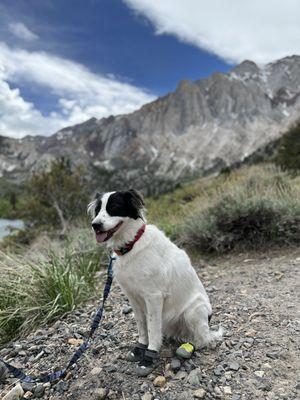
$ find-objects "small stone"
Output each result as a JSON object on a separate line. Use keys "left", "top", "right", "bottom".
{"left": 0, "top": 362, "right": 8, "bottom": 382}
{"left": 228, "top": 362, "right": 240, "bottom": 371}
{"left": 23, "top": 392, "right": 33, "bottom": 399}
{"left": 21, "top": 383, "right": 35, "bottom": 393}
{"left": 295, "top": 382, "right": 300, "bottom": 390}
{"left": 188, "top": 368, "right": 201, "bottom": 386}
{"left": 153, "top": 375, "right": 166, "bottom": 387}
{"left": 122, "top": 305, "right": 133, "bottom": 315}
{"left": 214, "top": 386, "right": 222, "bottom": 397}
{"left": 3, "top": 383, "right": 24, "bottom": 400}
{"left": 67, "top": 338, "right": 84, "bottom": 346}
{"left": 193, "top": 388, "right": 206, "bottom": 398}
{"left": 266, "top": 351, "right": 279, "bottom": 359}
{"left": 95, "top": 388, "right": 109, "bottom": 399}
{"left": 223, "top": 386, "right": 232, "bottom": 395}
{"left": 105, "top": 364, "right": 117, "bottom": 373}
{"left": 254, "top": 370, "right": 264, "bottom": 378}
{"left": 165, "top": 370, "right": 174, "bottom": 379}
{"left": 174, "top": 370, "right": 188, "bottom": 380}
{"left": 141, "top": 393, "right": 153, "bottom": 400}
{"left": 33, "top": 384, "right": 45, "bottom": 398}
{"left": 170, "top": 358, "right": 181, "bottom": 372}
{"left": 214, "top": 365, "right": 224, "bottom": 376}
{"left": 91, "top": 367, "right": 103, "bottom": 375}
{"left": 245, "top": 329, "right": 256, "bottom": 337}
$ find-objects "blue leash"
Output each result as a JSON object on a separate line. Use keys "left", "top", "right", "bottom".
{"left": 0, "top": 256, "right": 115, "bottom": 383}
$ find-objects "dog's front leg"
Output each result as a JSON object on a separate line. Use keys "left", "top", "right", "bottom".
{"left": 145, "top": 294, "right": 163, "bottom": 352}
{"left": 129, "top": 298, "right": 148, "bottom": 345}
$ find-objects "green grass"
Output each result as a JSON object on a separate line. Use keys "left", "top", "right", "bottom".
{"left": 148, "top": 164, "right": 300, "bottom": 252}
{"left": 0, "top": 242, "right": 105, "bottom": 345}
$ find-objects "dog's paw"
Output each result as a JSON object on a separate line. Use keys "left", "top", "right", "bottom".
{"left": 126, "top": 342, "right": 147, "bottom": 362}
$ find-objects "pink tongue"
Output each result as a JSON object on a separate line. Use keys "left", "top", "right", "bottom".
{"left": 96, "top": 232, "right": 108, "bottom": 243}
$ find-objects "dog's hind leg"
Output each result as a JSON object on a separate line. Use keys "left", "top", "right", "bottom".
{"left": 183, "top": 302, "right": 222, "bottom": 349}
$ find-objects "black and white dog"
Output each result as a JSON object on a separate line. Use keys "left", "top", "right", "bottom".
{"left": 88, "top": 190, "right": 221, "bottom": 376}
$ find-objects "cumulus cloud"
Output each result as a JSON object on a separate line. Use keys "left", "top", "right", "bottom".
{"left": 8, "top": 22, "right": 39, "bottom": 42}
{"left": 124, "top": 0, "right": 300, "bottom": 64}
{"left": 0, "top": 43, "right": 155, "bottom": 138}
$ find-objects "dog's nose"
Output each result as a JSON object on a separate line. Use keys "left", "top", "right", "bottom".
{"left": 92, "top": 222, "right": 103, "bottom": 232}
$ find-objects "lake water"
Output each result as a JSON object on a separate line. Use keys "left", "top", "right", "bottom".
{"left": 0, "top": 218, "right": 24, "bottom": 239}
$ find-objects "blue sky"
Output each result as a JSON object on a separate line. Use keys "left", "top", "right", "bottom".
{"left": 0, "top": 0, "right": 299, "bottom": 138}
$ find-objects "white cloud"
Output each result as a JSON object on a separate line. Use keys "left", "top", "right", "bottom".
{"left": 124, "top": 0, "right": 300, "bottom": 64}
{"left": 0, "top": 42, "right": 155, "bottom": 138}
{"left": 8, "top": 22, "right": 39, "bottom": 42}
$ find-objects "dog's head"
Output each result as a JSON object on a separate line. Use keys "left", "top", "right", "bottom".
{"left": 87, "top": 189, "right": 145, "bottom": 243}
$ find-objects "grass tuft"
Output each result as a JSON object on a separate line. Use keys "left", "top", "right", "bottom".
{"left": 0, "top": 244, "right": 104, "bottom": 345}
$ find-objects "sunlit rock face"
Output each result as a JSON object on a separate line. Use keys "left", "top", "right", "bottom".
{"left": 0, "top": 56, "right": 299, "bottom": 192}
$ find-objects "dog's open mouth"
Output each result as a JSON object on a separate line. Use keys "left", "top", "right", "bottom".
{"left": 94, "top": 222, "right": 123, "bottom": 243}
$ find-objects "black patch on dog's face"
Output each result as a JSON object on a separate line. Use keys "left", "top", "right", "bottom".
{"left": 106, "top": 189, "right": 144, "bottom": 220}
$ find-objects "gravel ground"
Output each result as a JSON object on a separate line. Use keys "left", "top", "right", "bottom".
{"left": 0, "top": 249, "right": 299, "bottom": 400}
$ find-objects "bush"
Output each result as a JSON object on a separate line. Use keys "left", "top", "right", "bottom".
{"left": 183, "top": 166, "right": 300, "bottom": 253}
{"left": 0, "top": 245, "right": 105, "bottom": 345}
{"left": 275, "top": 121, "right": 300, "bottom": 172}
{"left": 24, "top": 157, "right": 89, "bottom": 234}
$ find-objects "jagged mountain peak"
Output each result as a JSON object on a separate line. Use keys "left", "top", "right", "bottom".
{"left": 0, "top": 55, "right": 299, "bottom": 194}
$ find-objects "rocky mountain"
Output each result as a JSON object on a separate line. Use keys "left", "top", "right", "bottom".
{"left": 0, "top": 55, "right": 300, "bottom": 193}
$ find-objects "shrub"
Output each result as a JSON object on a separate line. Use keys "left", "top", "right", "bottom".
{"left": 0, "top": 244, "right": 105, "bottom": 345}
{"left": 275, "top": 121, "right": 300, "bottom": 172}
{"left": 183, "top": 166, "right": 300, "bottom": 253}
{"left": 24, "top": 157, "right": 89, "bottom": 234}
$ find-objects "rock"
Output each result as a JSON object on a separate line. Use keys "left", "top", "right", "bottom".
{"left": 105, "top": 364, "right": 117, "bottom": 373}
{"left": 214, "top": 386, "right": 222, "bottom": 397}
{"left": 254, "top": 370, "right": 264, "bottom": 378}
{"left": 23, "top": 392, "right": 33, "bottom": 399}
{"left": 193, "top": 388, "right": 206, "bottom": 398}
{"left": 56, "top": 380, "right": 69, "bottom": 393}
{"left": 295, "top": 382, "right": 300, "bottom": 390}
{"left": 122, "top": 305, "right": 132, "bottom": 315}
{"left": 188, "top": 368, "right": 201, "bottom": 386}
{"left": 153, "top": 375, "right": 166, "bottom": 387}
{"left": 228, "top": 362, "right": 240, "bottom": 371}
{"left": 141, "top": 393, "right": 153, "bottom": 400}
{"left": 21, "top": 382, "right": 34, "bottom": 393}
{"left": 0, "top": 362, "right": 8, "bottom": 382}
{"left": 68, "top": 338, "right": 84, "bottom": 346}
{"left": 245, "top": 329, "right": 256, "bottom": 337}
{"left": 3, "top": 384, "right": 24, "bottom": 400}
{"left": 174, "top": 370, "right": 188, "bottom": 380}
{"left": 91, "top": 367, "right": 103, "bottom": 375}
{"left": 223, "top": 386, "right": 232, "bottom": 394}
{"left": 33, "top": 384, "right": 45, "bottom": 398}
{"left": 214, "top": 365, "right": 224, "bottom": 376}
{"left": 170, "top": 358, "right": 181, "bottom": 372}
{"left": 95, "top": 388, "right": 109, "bottom": 399}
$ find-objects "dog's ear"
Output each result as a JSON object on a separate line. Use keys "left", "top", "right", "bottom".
{"left": 124, "top": 189, "right": 145, "bottom": 219}
{"left": 87, "top": 192, "right": 103, "bottom": 217}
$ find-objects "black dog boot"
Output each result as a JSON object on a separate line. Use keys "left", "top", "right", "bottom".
{"left": 136, "top": 349, "right": 158, "bottom": 377}
{"left": 126, "top": 342, "right": 147, "bottom": 362}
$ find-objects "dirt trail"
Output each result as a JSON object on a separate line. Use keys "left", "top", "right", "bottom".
{"left": 0, "top": 249, "right": 299, "bottom": 400}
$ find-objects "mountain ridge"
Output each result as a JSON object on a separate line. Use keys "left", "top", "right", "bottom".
{"left": 0, "top": 55, "right": 300, "bottom": 193}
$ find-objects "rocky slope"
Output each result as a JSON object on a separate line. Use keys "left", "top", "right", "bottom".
{"left": 0, "top": 250, "right": 299, "bottom": 399}
{"left": 0, "top": 56, "right": 300, "bottom": 191}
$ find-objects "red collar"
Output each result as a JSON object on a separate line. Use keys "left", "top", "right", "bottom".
{"left": 114, "top": 224, "right": 146, "bottom": 256}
